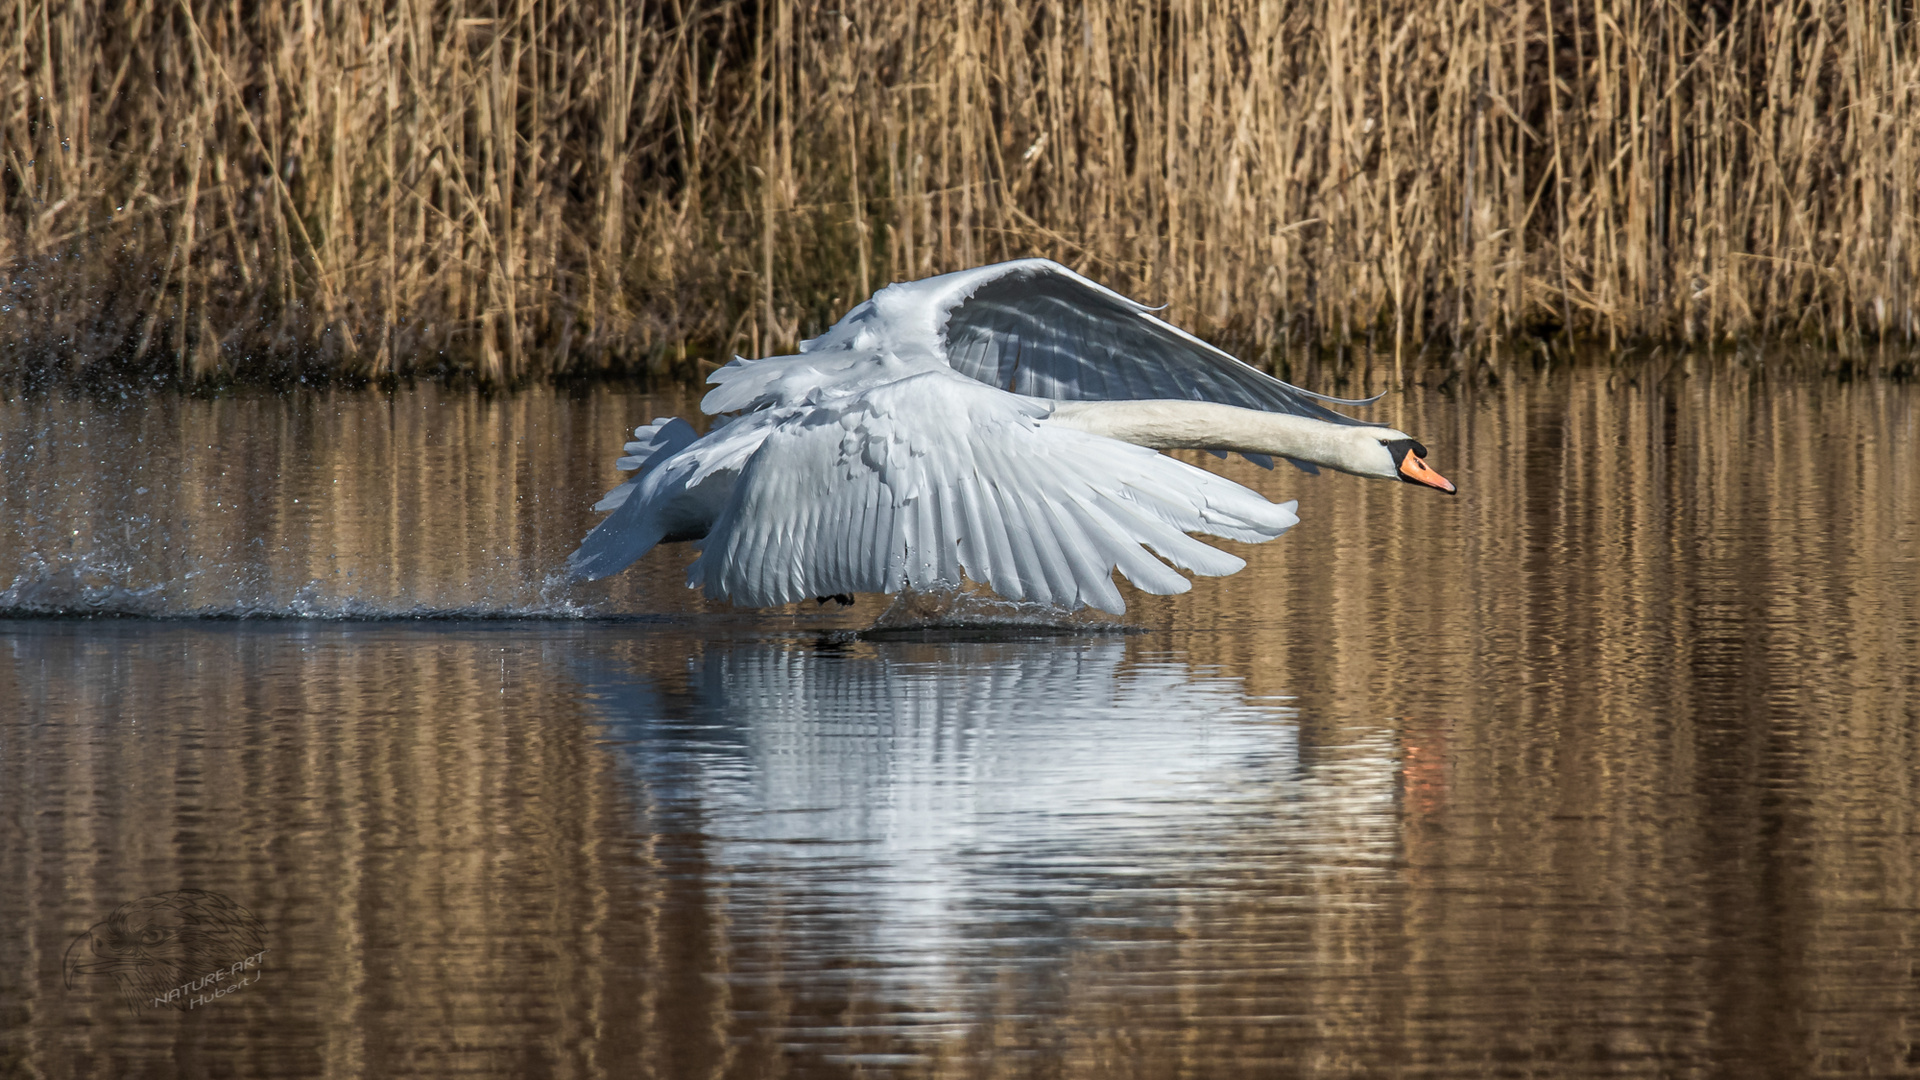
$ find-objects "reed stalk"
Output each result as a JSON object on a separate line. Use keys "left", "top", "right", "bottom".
{"left": 2, "top": 0, "right": 1916, "bottom": 384}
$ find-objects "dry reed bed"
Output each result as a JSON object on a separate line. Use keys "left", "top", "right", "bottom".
{"left": 1, "top": 0, "right": 1916, "bottom": 384}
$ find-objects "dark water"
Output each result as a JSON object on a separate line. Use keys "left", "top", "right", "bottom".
{"left": 2, "top": 365, "right": 1917, "bottom": 1078}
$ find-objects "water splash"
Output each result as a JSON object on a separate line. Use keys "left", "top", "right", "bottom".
{"left": 0, "top": 554, "right": 171, "bottom": 618}
{"left": 0, "top": 554, "right": 597, "bottom": 621}
{"left": 0, "top": 387, "right": 655, "bottom": 621}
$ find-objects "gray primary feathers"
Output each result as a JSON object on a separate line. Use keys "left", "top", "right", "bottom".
{"left": 937, "top": 260, "right": 1383, "bottom": 424}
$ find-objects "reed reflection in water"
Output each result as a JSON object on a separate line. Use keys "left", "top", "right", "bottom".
{"left": 1, "top": 360, "right": 1917, "bottom": 1078}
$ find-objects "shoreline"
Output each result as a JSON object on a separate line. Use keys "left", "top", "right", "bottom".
{"left": 4, "top": 337, "right": 1913, "bottom": 400}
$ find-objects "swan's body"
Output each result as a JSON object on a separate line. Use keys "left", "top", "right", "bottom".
{"left": 570, "top": 259, "right": 1453, "bottom": 613}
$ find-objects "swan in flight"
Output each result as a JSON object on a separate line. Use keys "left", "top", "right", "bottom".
{"left": 569, "top": 258, "right": 1453, "bottom": 613}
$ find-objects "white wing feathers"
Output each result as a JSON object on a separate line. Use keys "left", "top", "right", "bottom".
{"left": 569, "top": 414, "right": 772, "bottom": 581}
{"left": 685, "top": 371, "right": 1297, "bottom": 613}
{"left": 594, "top": 417, "right": 701, "bottom": 511}
{"left": 701, "top": 352, "right": 875, "bottom": 415}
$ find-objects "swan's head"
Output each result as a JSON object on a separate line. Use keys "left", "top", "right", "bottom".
{"left": 1380, "top": 437, "right": 1456, "bottom": 494}
{"left": 1302, "top": 423, "right": 1456, "bottom": 493}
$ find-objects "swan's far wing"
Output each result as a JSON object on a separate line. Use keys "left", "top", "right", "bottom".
{"left": 940, "top": 260, "right": 1379, "bottom": 426}
{"left": 567, "top": 414, "right": 773, "bottom": 581}
{"left": 688, "top": 371, "right": 1298, "bottom": 613}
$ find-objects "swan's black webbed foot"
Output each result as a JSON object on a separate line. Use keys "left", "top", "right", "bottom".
{"left": 815, "top": 593, "right": 856, "bottom": 607}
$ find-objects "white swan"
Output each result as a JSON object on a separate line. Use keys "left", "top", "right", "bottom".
{"left": 569, "top": 259, "right": 1453, "bottom": 613}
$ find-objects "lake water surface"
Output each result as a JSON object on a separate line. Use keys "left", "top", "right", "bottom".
{"left": 3, "top": 362, "right": 1917, "bottom": 1078}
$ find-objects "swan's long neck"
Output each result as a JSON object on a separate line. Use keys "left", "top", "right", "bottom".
{"left": 1045, "top": 399, "right": 1406, "bottom": 479}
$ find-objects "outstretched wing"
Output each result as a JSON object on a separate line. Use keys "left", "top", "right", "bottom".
{"left": 689, "top": 370, "right": 1298, "bottom": 614}
{"left": 937, "top": 259, "right": 1381, "bottom": 426}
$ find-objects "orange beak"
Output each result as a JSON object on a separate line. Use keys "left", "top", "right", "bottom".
{"left": 1399, "top": 453, "right": 1457, "bottom": 494}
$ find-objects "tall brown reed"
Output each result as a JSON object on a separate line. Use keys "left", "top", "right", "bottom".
{"left": 2, "top": 0, "right": 1916, "bottom": 384}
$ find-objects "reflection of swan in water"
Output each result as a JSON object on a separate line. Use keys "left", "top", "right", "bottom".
{"left": 579, "top": 636, "right": 1399, "bottom": 992}
{"left": 569, "top": 259, "right": 1454, "bottom": 613}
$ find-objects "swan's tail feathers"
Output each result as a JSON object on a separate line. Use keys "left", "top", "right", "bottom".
{"left": 593, "top": 417, "right": 699, "bottom": 511}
